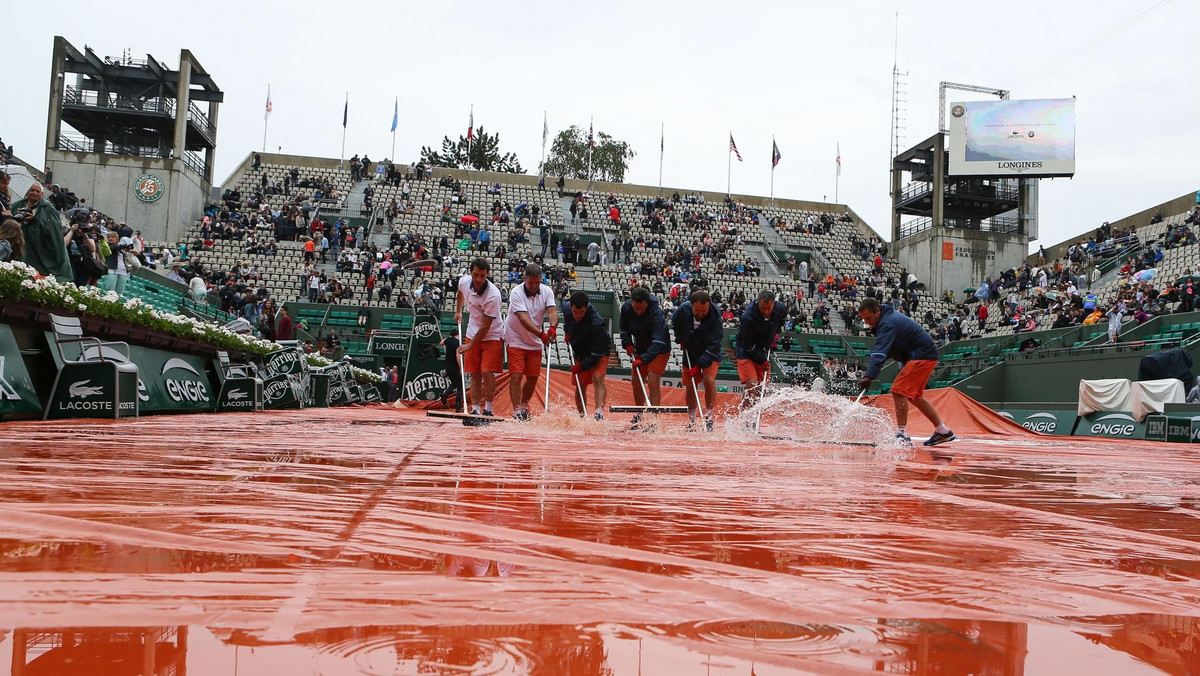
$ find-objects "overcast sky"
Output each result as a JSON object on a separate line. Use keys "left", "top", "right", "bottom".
{"left": 2, "top": 0, "right": 1196, "bottom": 250}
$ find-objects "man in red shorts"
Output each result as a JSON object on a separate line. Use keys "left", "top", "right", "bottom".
{"left": 504, "top": 263, "right": 558, "bottom": 420}
{"left": 619, "top": 286, "right": 672, "bottom": 429}
{"left": 455, "top": 258, "right": 504, "bottom": 417}
{"left": 735, "top": 290, "right": 787, "bottom": 410}
{"left": 563, "top": 290, "right": 612, "bottom": 420}
{"left": 858, "top": 297, "right": 956, "bottom": 446}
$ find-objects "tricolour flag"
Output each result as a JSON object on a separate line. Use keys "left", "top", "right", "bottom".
{"left": 390, "top": 97, "right": 398, "bottom": 133}
{"left": 836, "top": 143, "right": 842, "bottom": 177}
{"left": 729, "top": 134, "right": 743, "bottom": 162}
{"left": 772, "top": 140, "right": 781, "bottom": 168}
{"left": 265, "top": 85, "right": 272, "bottom": 121}
{"left": 468, "top": 106, "right": 474, "bottom": 141}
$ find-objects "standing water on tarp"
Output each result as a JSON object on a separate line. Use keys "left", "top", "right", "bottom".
{"left": 724, "top": 385, "right": 903, "bottom": 452}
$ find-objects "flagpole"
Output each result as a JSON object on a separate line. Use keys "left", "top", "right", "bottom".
{"left": 468, "top": 104, "right": 474, "bottom": 173}
{"left": 262, "top": 84, "right": 270, "bottom": 152}
{"left": 658, "top": 122, "right": 664, "bottom": 196}
{"left": 835, "top": 142, "right": 841, "bottom": 203}
{"left": 727, "top": 130, "right": 732, "bottom": 196}
{"left": 587, "top": 115, "right": 594, "bottom": 191}
{"left": 540, "top": 110, "right": 547, "bottom": 175}
{"left": 340, "top": 92, "right": 347, "bottom": 168}
{"left": 770, "top": 136, "right": 775, "bottom": 207}
{"left": 391, "top": 96, "right": 397, "bottom": 161}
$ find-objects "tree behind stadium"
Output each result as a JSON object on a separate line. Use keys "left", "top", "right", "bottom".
{"left": 542, "top": 126, "right": 636, "bottom": 183}
{"left": 420, "top": 126, "right": 524, "bottom": 173}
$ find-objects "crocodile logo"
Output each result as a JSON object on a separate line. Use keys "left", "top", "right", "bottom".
{"left": 227, "top": 389, "right": 248, "bottom": 400}
{"left": 69, "top": 380, "right": 104, "bottom": 398}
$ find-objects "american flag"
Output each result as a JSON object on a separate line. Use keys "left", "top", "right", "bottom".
{"left": 729, "top": 134, "right": 743, "bottom": 162}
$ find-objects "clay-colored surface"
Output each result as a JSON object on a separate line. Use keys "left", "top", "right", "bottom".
{"left": 1, "top": 404, "right": 1198, "bottom": 674}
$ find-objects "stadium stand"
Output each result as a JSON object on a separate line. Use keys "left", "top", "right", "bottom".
{"left": 7, "top": 146, "right": 1197, "bottom": 392}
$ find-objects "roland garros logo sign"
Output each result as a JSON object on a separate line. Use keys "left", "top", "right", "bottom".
{"left": 134, "top": 174, "right": 164, "bottom": 202}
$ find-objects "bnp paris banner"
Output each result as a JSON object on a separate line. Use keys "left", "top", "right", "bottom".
{"left": 0, "top": 324, "right": 43, "bottom": 416}
{"left": 402, "top": 317, "right": 450, "bottom": 401}
{"left": 261, "top": 347, "right": 310, "bottom": 409}
{"left": 130, "top": 346, "right": 216, "bottom": 413}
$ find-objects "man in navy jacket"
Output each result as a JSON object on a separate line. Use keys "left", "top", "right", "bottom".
{"left": 619, "top": 287, "right": 672, "bottom": 411}
{"left": 672, "top": 290, "right": 723, "bottom": 430}
{"left": 736, "top": 290, "right": 787, "bottom": 409}
{"left": 564, "top": 291, "right": 612, "bottom": 420}
{"left": 859, "top": 298, "right": 956, "bottom": 446}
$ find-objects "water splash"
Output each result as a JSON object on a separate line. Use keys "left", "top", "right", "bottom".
{"left": 723, "top": 385, "right": 903, "bottom": 453}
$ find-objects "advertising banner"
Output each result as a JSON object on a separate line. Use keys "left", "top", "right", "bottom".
{"left": 402, "top": 317, "right": 451, "bottom": 401}
{"left": 129, "top": 346, "right": 215, "bottom": 413}
{"left": 995, "top": 409, "right": 1078, "bottom": 436}
{"left": 0, "top": 324, "right": 43, "bottom": 416}
{"left": 261, "top": 347, "right": 309, "bottom": 409}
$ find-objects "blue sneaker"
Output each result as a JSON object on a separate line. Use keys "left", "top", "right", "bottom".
{"left": 895, "top": 431, "right": 912, "bottom": 446}
{"left": 924, "top": 430, "right": 957, "bottom": 446}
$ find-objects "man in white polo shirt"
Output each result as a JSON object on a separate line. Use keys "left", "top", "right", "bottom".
{"left": 455, "top": 258, "right": 504, "bottom": 417}
{"left": 505, "top": 263, "right": 559, "bottom": 420}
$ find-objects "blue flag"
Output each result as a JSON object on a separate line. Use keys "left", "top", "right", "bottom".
{"left": 390, "top": 97, "right": 398, "bottom": 132}
{"left": 343, "top": 97, "right": 348, "bottom": 128}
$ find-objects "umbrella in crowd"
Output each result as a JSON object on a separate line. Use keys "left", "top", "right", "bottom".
{"left": 1176, "top": 273, "right": 1200, "bottom": 285}
{"left": 461, "top": 214, "right": 479, "bottom": 224}
{"left": 1044, "top": 290, "right": 1066, "bottom": 302}
{"left": 1133, "top": 268, "right": 1157, "bottom": 282}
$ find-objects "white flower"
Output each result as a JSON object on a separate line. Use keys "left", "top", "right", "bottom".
{"left": 78, "top": 303, "right": 87, "bottom": 311}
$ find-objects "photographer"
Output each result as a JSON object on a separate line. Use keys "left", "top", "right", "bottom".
{"left": 64, "top": 221, "right": 100, "bottom": 286}
{"left": 12, "top": 183, "right": 71, "bottom": 279}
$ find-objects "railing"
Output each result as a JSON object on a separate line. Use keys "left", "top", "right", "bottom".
{"left": 896, "top": 182, "right": 932, "bottom": 204}
{"left": 62, "top": 85, "right": 175, "bottom": 116}
{"left": 186, "top": 101, "right": 216, "bottom": 140}
{"left": 898, "top": 217, "right": 933, "bottom": 239}
{"left": 898, "top": 215, "right": 1019, "bottom": 240}
{"left": 182, "top": 151, "right": 206, "bottom": 176}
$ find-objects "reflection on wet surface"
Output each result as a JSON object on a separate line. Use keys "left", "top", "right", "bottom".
{"left": 1, "top": 408, "right": 1199, "bottom": 674}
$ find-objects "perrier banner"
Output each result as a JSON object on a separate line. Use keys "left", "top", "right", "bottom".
{"left": 402, "top": 316, "right": 451, "bottom": 401}
{"left": 261, "top": 347, "right": 309, "bottom": 409}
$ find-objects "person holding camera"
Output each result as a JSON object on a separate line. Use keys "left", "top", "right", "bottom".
{"left": 64, "top": 221, "right": 100, "bottom": 286}
{"left": 12, "top": 182, "right": 71, "bottom": 279}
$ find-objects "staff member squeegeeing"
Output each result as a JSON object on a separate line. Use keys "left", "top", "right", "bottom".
{"left": 673, "top": 290, "right": 723, "bottom": 431}
{"left": 735, "top": 290, "right": 787, "bottom": 410}
{"left": 563, "top": 290, "right": 612, "bottom": 420}
{"left": 455, "top": 258, "right": 504, "bottom": 418}
{"left": 504, "top": 263, "right": 558, "bottom": 421}
{"left": 619, "top": 286, "right": 672, "bottom": 428}
{"left": 857, "top": 297, "right": 956, "bottom": 446}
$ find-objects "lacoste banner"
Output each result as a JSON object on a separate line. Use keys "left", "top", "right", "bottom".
{"left": 363, "top": 385, "right": 382, "bottom": 403}
{"left": 0, "top": 324, "right": 43, "bottom": 416}
{"left": 45, "top": 361, "right": 138, "bottom": 420}
{"left": 261, "top": 347, "right": 310, "bottom": 409}
{"left": 402, "top": 317, "right": 450, "bottom": 401}
{"left": 128, "top": 346, "right": 215, "bottom": 413}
